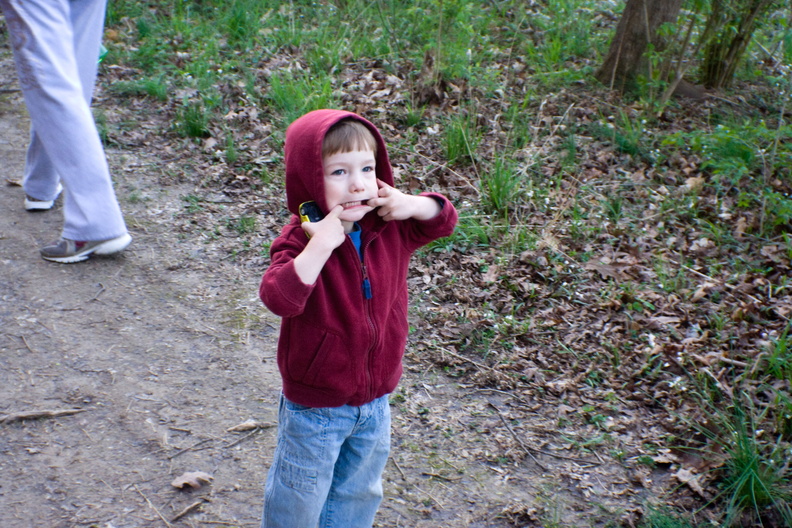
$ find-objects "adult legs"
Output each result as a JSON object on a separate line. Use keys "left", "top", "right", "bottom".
{"left": 2, "top": 0, "right": 127, "bottom": 241}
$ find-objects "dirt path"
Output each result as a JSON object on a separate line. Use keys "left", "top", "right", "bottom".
{"left": 0, "top": 67, "right": 288, "bottom": 526}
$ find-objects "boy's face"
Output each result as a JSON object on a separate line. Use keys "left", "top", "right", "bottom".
{"left": 322, "top": 147, "right": 378, "bottom": 232}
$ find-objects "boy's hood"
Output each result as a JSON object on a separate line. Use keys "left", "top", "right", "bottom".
{"left": 284, "top": 109, "right": 394, "bottom": 223}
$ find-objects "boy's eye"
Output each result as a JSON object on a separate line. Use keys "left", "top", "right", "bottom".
{"left": 330, "top": 169, "right": 346, "bottom": 176}
{"left": 363, "top": 166, "right": 375, "bottom": 173}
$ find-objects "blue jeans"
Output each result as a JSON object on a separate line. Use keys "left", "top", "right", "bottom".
{"left": 261, "top": 394, "right": 391, "bottom": 528}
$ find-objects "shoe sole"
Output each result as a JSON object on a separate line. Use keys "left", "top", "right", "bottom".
{"left": 93, "top": 233, "right": 133, "bottom": 255}
{"left": 42, "top": 233, "right": 132, "bottom": 264}
{"left": 25, "top": 183, "right": 63, "bottom": 211}
{"left": 25, "top": 199, "right": 56, "bottom": 211}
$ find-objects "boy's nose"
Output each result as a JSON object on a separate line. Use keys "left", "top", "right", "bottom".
{"left": 349, "top": 172, "right": 365, "bottom": 191}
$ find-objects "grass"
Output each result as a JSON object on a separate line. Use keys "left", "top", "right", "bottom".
{"left": 755, "top": 322, "right": 792, "bottom": 384}
{"left": 443, "top": 112, "right": 480, "bottom": 166}
{"left": 95, "top": 0, "right": 792, "bottom": 525}
{"left": 715, "top": 405, "right": 792, "bottom": 526}
{"left": 639, "top": 504, "right": 695, "bottom": 528}
{"left": 662, "top": 386, "right": 792, "bottom": 527}
{"left": 266, "top": 70, "right": 338, "bottom": 125}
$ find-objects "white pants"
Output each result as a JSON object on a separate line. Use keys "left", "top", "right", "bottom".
{"left": 1, "top": 0, "right": 127, "bottom": 241}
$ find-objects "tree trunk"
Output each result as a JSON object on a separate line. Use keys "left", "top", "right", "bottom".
{"left": 595, "top": 0, "right": 684, "bottom": 92}
{"left": 700, "top": 0, "right": 775, "bottom": 89}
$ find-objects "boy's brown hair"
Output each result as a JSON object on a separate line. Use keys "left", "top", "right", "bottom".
{"left": 322, "top": 119, "right": 378, "bottom": 158}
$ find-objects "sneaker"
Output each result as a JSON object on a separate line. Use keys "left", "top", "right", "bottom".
{"left": 40, "top": 233, "right": 132, "bottom": 263}
{"left": 25, "top": 183, "right": 64, "bottom": 211}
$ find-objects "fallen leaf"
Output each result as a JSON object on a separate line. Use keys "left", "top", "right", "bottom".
{"left": 674, "top": 468, "right": 705, "bottom": 496}
{"left": 684, "top": 176, "right": 705, "bottom": 192}
{"left": 203, "top": 137, "right": 218, "bottom": 151}
{"left": 584, "top": 261, "right": 626, "bottom": 282}
{"left": 691, "top": 282, "right": 715, "bottom": 303}
{"left": 762, "top": 244, "right": 778, "bottom": 256}
{"left": 690, "top": 238, "right": 713, "bottom": 252}
{"left": 171, "top": 471, "right": 214, "bottom": 490}
{"left": 734, "top": 216, "right": 748, "bottom": 238}
{"left": 227, "top": 419, "right": 274, "bottom": 432}
{"left": 649, "top": 316, "right": 681, "bottom": 326}
{"left": 481, "top": 264, "right": 500, "bottom": 283}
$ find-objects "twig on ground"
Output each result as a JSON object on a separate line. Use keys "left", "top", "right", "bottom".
{"left": 134, "top": 484, "right": 172, "bottom": 528}
{"left": 222, "top": 427, "right": 267, "bottom": 449}
{"left": 669, "top": 259, "right": 762, "bottom": 304}
{"left": 90, "top": 283, "right": 106, "bottom": 302}
{"left": 436, "top": 345, "right": 492, "bottom": 372}
{"left": 414, "top": 485, "right": 445, "bottom": 509}
{"left": 0, "top": 408, "right": 86, "bottom": 424}
{"left": 700, "top": 367, "right": 734, "bottom": 400}
{"left": 170, "top": 499, "right": 207, "bottom": 523}
{"left": 21, "top": 334, "right": 37, "bottom": 353}
{"left": 488, "top": 403, "right": 548, "bottom": 471}
{"left": 200, "top": 522, "right": 255, "bottom": 526}
{"left": 390, "top": 458, "right": 407, "bottom": 480}
{"left": 168, "top": 438, "right": 213, "bottom": 460}
{"left": 487, "top": 403, "right": 602, "bottom": 468}
{"left": 421, "top": 472, "right": 462, "bottom": 482}
{"left": 469, "top": 388, "right": 533, "bottom": 407}
{"left": 388, "top": 144, "right": 480, "bottom": 197}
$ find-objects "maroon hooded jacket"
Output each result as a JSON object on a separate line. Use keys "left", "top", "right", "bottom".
{"left": 259, "top": 109, "right": 458, "bottom": 407}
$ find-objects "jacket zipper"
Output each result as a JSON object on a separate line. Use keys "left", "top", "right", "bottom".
{"left": 359, "top": 236, "right": 377, "bottom": 402}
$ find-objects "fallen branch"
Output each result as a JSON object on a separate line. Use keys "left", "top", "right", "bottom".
{"left": 669, "top": 259, "right": 762, "bottom": 304}
{"left": 222, "top": 426, "right": 271, "bottom": 449}
{"left": 168, "top": 438, "right": 213, "bottom": 460}
{"left": 0, "top": 408, "right": 86, "bottom": 424}
{"left": 436, "top": 345, "right": 493, "bottom": 372}
{"left": 134, "top": 484, "right": 172, "bottom": 528}
{"left": 488, "top": 403, "right": 548, "bottom": 471}
{"left": 170, "top": 499, "right": 208, "bottom": 523}
{"left": 487, "top": 403, "right": 602, "bottom": 468}
{"left": 421, "top": 471, "right": 462, "bottom": 482}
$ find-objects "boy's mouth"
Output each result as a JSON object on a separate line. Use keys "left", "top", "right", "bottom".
{"left": 341, "top": 200, "right": 370, "bottom": 209}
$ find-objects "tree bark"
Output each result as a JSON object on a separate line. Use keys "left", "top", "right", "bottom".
{"left": 596, "top": 0, "right": 684, "bottom": 92}
{"left": 700, "top": 0, "right": 775, "bottom": 89}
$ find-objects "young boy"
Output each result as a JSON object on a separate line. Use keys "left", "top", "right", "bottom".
{"left": 259, "top": 109, "right": 457, "bottom": 527}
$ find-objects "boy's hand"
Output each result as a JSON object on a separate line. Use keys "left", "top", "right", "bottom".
{"left": 294, "top": 205, "right": 345, "bottom": 285}
{"left": 302, "top": 205, "right": 345, "bottom": 250}
{"left": 368, "top": 179, "right": 441, "bottom": 222}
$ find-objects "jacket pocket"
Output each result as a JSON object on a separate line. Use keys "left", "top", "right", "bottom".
{"left": 374, "top": 299, "right": 408, "bottom": 382}
{"left": 284, "top": 318, "right": 353, "bottom": 392}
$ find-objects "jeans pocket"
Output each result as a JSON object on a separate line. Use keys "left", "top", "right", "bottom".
{"left": 280, "top": 456, "right": 318, "bottom": 493}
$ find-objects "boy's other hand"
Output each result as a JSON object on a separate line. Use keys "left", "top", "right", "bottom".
{"left": 368, "top": 179, "right": 441, "bottom": 222}
{"left": 368, "top": 179, "right": 412, "bottom": 221}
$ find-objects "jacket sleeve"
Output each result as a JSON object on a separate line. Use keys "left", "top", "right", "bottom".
{"left": 259, "top": 224, "right": 316, "bottom": 317}
{"left": 401, "top": 192, "right": 458, "bottom": 250}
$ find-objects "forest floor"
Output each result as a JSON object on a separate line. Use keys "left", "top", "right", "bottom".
{"left": 0, "top": 46, "right": 683, "bottom": 528}
{"left": 3, "top": 28, "right": 790, "bottom": 527}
